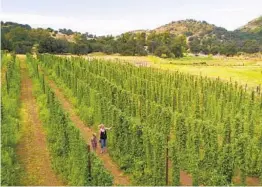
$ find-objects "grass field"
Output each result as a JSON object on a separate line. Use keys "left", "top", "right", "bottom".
{"left": 158, "top": 65, "right": 262, "bottom": 89}
{"left": 86, "top": 54, "right": 262, "bottom": 89}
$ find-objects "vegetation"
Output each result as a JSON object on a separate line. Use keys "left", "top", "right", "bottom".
{"left": 238, "top": 16, "right": 262, "bottom": 34}
{"left": 38, "top": 54, "right": 262, "bottom": 185}
{"left": 2, "top": 17, "right": 262, "bottom": 57}
{"left": 152, "top": 19, "right": 262, "bottom": 55}
{"left": 1, "top": 52, "right": 21, "bottom": 185}
{"left": 26, "top": 55, "right": 113, "bottom": 185}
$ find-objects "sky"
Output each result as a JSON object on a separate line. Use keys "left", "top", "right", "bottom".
{"left": 1, "top": 0, "right": 262, "bottom": 36}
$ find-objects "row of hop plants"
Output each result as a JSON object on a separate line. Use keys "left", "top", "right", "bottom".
{"left": 39, "top": 55, "right": 173, "bottom": 185}
{"left": 38, "top": 54, "right": 262, "bottom": 185}
{"left": 1, "top": 52, "right": 21, "bottom": 185}
{"left": 26, "top": 54, "right": 113, "bottom": 185}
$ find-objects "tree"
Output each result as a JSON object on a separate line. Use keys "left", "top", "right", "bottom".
{"left": 220, "top": 41, "right": 237, "bottom": 56}
{"left": 242, "top": 40, "right": 260, "bottom": 53}
{"left": 147, "top": 31, "right": 159, "bottom": 53}
{"left": 1, "top": 27, "right": 12, "bottom": 51}
{"left": 59, "top": 28, "right": 74, "bottom": 35}
{"left": 54, "top": 39, "right": 69, "bottom": 53}
{"left": 72, "top": 42, "right": 91, "bottom": 55}
{"left": 13, "top": 41, "right": 33, "bottom": 54}
{"left": 170, "top": 35, "right": 187, "bottom": 58}
{"left": 154, "top": 45, "right": 171, "bottom": 57}
{"left": 189, "top": 37, "right": 201, "bottom": 54}
{"left": 38, "top": 37, "right": 56, "bottom": 53}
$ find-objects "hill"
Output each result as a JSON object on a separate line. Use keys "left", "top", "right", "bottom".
{"left": 153, "top": 19, "right": 216, "bottom": 37}
{"left": 137, "top": 18, "right": 262, "bottom": 45}
{"left": 129, "top": 19, "right": 230, "bottom": 39}
{"left": 1, "top": 17, "right": 262, "bottom": 56}
{"left": 147, "top": 18, "right": 262, "bottom": 54}
{"left": 238, "top": 16, "right": 262, "bottom": 34}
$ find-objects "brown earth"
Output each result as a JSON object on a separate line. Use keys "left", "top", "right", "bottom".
{"left": 16, "top": 60, "right": 64, "bottom": 186}
{"left": 180, "top": 170, "right": 193, "bottom": 185}
{"left": 46, "top": 78, "right": 131, "bottom": 185}
{"left": 233, "top": 174, "right": 261, "bottom": 186}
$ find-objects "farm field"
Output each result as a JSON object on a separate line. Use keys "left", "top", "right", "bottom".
{"left": 1, "top": 53, "right": 262, "bottom": 186}
{"left": 2, "top": 0, "right": 262, "bottom": 186}
{"left": 38, "top": 54, "right": 262, "bottom": 185}
{"left": 1, "top": 53, "right": 114, "bottom": 186}
{"left": 85, "top": 54, "right": 262, "bottom": 89}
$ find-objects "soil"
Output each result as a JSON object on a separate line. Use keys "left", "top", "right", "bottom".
{"left": 16, "top": 60, "right": 64, "bottom": 186}
{"left": 233, "top": 174, "right": 261, "bottom": 186}
{"left": 180, "top": 170, "right": 193, "bottom": 185}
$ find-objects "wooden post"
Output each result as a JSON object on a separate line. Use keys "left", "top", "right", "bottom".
{"left": 257, "top": 85, "right": 261, "bottom": 95}
{"left": 42, "top": 74, "right": 45, "bottom": 94}
{"left": 6, "top": 72, "right": 9, "bottom": 95}
{"left": 37, "top": 64, "right": 39, "bottom": 78}
{"left": 166, "top": 135, "right": 169, "bottom": 185}
{"left": 87, "top": 144, "right": 91, "bottom": 182}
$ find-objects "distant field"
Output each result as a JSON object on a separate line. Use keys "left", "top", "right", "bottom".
{"left": 85, "top": 54, "right": 262, "bottom": 89}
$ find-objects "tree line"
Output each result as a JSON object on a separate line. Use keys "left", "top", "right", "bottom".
{"left": 1, "top": 21, "right": 261, "bottom": 57}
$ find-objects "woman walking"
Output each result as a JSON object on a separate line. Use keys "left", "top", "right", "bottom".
{"left": 99, "top": 124, "right": 111, "bottom": 153}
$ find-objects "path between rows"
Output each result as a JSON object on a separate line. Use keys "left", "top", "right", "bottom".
{"left": 46, "top": 72, "right": 192, "bottom": 186}
{"left": 46, "top": 77, "right": 131, "bottom": 185}
{"left": 16, "top": 59, "right": 64, "bottom": 186}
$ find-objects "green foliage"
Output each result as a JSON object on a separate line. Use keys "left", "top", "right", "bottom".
{"left": 38, "top": 54, "right": 262, "bottom": 185}
{"left": 172, "top": 144, "right": 180, "bottom": 185}
{"left": 1, "top": 53, "right": 21, "bottom": 185}
{"left": 242, "top": 40, "right": 260, "bottom": 53}
{"left": 26, "top": 54, "right": 113, "bottom": 185}
{"left": 79, "top": 105, "right": 94, "bottom": 126}
{"left": 147, "top": 32, "right": 187, "bottom": 58}
{"left": 154, "top": 45, "right": 171, "bottom": 57}
{"left": 2, "top": 19, "right": 262, "bottom": 56}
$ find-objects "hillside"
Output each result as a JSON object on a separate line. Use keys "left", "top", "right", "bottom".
{"left": 129, "top": 19, "right": 229, "bottom": 38}
{"left": 53, "top": 32, "right": 76, "bottom": 43}
{"left": 1, "top": 17, "right": 262, "bottom": 56}
{"left": 142, "top": 18, "right": 261, "bottom": 44}
{"left": 238, "top": 16, "right": 262, "bottom": 34}
{"left": 146, "top": 18, "right": 262, "bottom": 54}
{"left": 128, "top": 18, "right": 216, "bottom": 37}
{"left": 153, "top": 19, "right": 216, "bottom": 36}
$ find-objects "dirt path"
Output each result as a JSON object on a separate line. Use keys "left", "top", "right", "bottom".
{"left": 46, "top": 79, "right": 131, "bottom": 185}
{"left": 16, "top": 60, "right": 64, "bottom": 186}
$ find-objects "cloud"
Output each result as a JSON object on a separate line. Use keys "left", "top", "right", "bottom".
{"left": 0, "top": 12, "right": 138, "bottom": 35}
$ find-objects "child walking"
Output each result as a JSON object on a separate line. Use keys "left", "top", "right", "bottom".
{"left": 91, "top": 133, "right": 97, "bottom": 152}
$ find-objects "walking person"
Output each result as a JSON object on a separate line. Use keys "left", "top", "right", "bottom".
{"left": 99, "top": 124, "right": 111, "bottom": 153}
{"left": 91, "top": 133, "right": 97, "bottom": 152}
